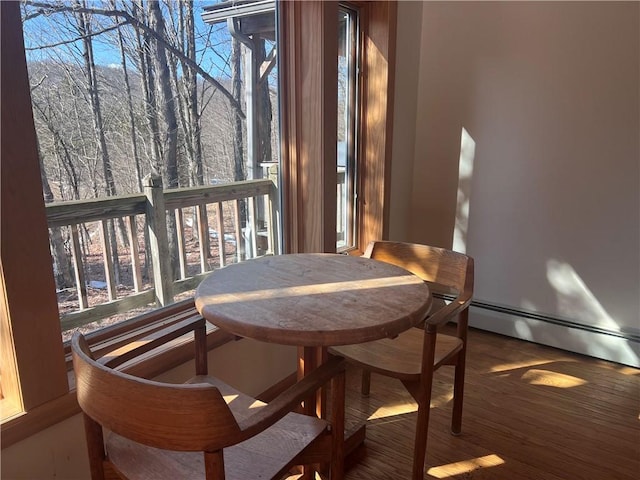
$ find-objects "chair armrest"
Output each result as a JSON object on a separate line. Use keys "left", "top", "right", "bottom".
{"left": 101, "top": 316, "right": 207, "bottom": 369}
{"left": 424, "top": 291, "right": 472, "bottom": 327}
{"left": 238, "top": 356, "right": 346, "bottom": 435}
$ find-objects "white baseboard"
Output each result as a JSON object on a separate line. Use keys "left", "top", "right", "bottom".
{"left": 469, "top": 305, "right": 640, "bottom": 368}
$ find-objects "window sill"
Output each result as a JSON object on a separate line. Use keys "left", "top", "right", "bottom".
{"left": 1, "top": 305, "right": 235, "bottom": 449}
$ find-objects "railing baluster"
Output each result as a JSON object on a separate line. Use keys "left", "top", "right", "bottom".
{"left": 264, "top": 191, "right": 275, "bottom": 255}
{"left": 174, "top": 208, "right": 187, "bottom": 279}
{"left": 248, "top": 197, "right": 258, "bottom": 258}
{"left": 215, "top": 202, "right": 225, "bottom": 267}
{"left": 196, "top": 204, "right": 208, "bottom": 273}
{"left": 99, "top": 220, "right": 117, "bottom": 301}
{"left": 233, "top": 199, "right": 243, "bottom": 262}
{"left": 126, "top": 215, "right": 143, "bottom": 293}
{"left": 269, "top": 180, "right": 279, "bottom": 255}
{"left": 70, "top": 224, "right": 88, "bottom": 310}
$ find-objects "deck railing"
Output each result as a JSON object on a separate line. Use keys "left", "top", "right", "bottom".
{"left": 46, "top": 174, "right": 279, "bottom": 332}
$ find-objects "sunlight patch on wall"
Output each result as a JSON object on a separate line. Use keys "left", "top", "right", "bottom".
{"left": 546, "top": 259, "right": 637, "bottom": 363}
{"left": 427, "top": 454, "right": 505, "bottom": 478}
{"left": 453, "top": 128, "right": 476, "bottom": 253}
{"left": 547, "top": 260, "right": 616, "bottom": 328}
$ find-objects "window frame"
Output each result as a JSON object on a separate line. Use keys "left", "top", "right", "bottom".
{"left": 0, "top": 0, "right": 397, "bottom": 447}
{"left": 278, "top": 0, "right": 396, "bottom": 254}
{"left": 337, "top": 4, "right": 361, "bottom": 252}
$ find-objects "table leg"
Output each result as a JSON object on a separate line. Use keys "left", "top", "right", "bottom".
{"left": 330, "top": 367, "right": 345, "bottom": 480}
{"left": 298, "top": 347, "right": 366, "bottom": 479}
{"left": 298, "top": 346, "right": 323, "bottom": 416}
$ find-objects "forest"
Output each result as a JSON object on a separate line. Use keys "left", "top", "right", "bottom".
{"left": 23, "top": 0, "right": 277, "bottom": 200}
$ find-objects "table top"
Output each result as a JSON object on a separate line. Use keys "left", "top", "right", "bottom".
{"left": 195, "top": 253, "right": 431, "bottom": 347}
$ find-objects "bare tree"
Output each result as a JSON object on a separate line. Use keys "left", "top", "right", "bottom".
{"left": 74, "top": 0, "right": 123, "bottom": 282}
{"left": 148, "top": 0, "right": 179, "bottom": 278}
{"left": 231, "top": 37, "right": 245, "bottom": 183}
{"left": 113, "top": 0, "right": 143, "bottom": 193}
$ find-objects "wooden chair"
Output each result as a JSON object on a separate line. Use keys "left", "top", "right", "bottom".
{"left": 329, "top": 241, "right": 474, "bottom": 480}
{"left": 72, "top": 316, "right": 346, "bottom": 480}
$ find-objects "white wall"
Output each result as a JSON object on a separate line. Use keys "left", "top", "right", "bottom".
{"left": 388, "top": 0, "right": 423, "bottom": 240}
{"left": 403, "top": 1, "right": 639, "bottom": 365}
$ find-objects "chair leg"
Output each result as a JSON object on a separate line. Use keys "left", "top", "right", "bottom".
{"left": 204, "top": 451, "right": 225, "bottom": 479}
{"left": 412, "top": 399, "right": 431, "bottom": 480}
{"left": 451, "top": 309, "right": 469, "bottom": 435}
{"left": 361, "top": 369, "right": 371, "bottom": 396}
{"left": 451, "top": 352, "right": 466, "bottom": 435}
{"left": 411, "top": 327, "right": 438, "bottom": 480}
{"left": 83, "top": 413, "right": 106, "bottom": 480}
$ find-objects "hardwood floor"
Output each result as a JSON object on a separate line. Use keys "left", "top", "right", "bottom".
{"left": 341, "top": 327, "right": 640, "bottom": 479}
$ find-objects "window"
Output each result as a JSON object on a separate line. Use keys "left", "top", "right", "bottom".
{"left": 1, "top": 0, "right": 397, "bottom": 446}
{"left": 337, "top": 5, "right": 360, "bottom": 251}
{"left": 279, "top": 0, "right": 396, "bottom": 254}
{"left": 19, "top": 0, "right": 281, "bottom": 339}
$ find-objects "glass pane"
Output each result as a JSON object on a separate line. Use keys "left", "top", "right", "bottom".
{"left": 21, "top": 0, "right": 280, "bottom": 338}
{"left": 337, "top": 6, "right": 358, "bottom": 251}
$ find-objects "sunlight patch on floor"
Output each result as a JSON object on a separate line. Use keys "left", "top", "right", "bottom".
{"left": 367, "top": 400, "right": 417, "bottom": 420}
{"left": 489, "top": 359, "right": 554, "bottom": 373}
{"left": 430, "top": 391, "right": 454, "bottom": 408}
{"left": 427, "top": 454, "right": 505, "bottom": 478}
{"left": 521, "top": 369, "right": 587, "bottom": 388}
{"left": 618, "top": 366, "right": 640, "bottom": 376}
{"left": 366, "top": 390, "right": 453, "bottom": 420}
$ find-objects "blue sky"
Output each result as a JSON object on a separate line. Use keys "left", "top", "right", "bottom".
{"left": 21, "top": 1, "right": 233, "bottom": 77}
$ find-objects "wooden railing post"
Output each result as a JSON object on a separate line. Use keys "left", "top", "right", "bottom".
{"left": 268, "top": 177, "right": 279, "bottom": 255}
{"left": 144, "top": 173, "right": 173, "bottom": 306}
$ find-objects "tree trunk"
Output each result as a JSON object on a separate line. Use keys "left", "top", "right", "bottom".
{"left": 39, "top": 144, "right": 74, "bottom": 290}
{"left": 75, "top": 0, "right": 121, "bottom": 284}
{"left": 149, "top": 0, "right": 179, "bottom": 279}
{"left": 255, "top": 38, "right": 273, "bottom": 167}
{"left": 115, "top": 4, "right": 143, "bottom": 193}
{"left": 184, "top": 0, "right": 204, "bottom": 187}
{"left": 231, "top": 37, "right": 245, "bottom": 183}
{"left": 133, "top": 0, "right": 162, "bottom": 173}
{"left": 179, "top": 1, "right": 209, "bottom": 256}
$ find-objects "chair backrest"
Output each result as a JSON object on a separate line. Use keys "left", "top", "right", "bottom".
{"left": 72, "top": 333, "right": 241, "bottom": 452}
{"left": 364, "top": 241, "right": 473, "bottom": 298}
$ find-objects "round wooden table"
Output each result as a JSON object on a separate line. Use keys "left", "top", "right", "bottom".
{"left": 195, "top": 253, "right": 432, "bottom": 347}
{"left": 195, "top": 253, "right": 432, "bottom": 479}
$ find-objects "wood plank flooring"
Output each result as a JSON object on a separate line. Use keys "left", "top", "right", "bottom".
{"left": 341, "top": 327, "right": 640, "bottom": 479}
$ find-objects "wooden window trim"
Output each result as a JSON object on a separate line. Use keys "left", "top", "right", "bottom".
{"left": 356, "top": 1, "right": 397, "bottom": 252}
{"left": 1, "top": 1, "right": 69, "bottom": 418}
{"left": 278, "top": 0, "right": 339, "bottom": 253}
{"left": 278, "top": 0, "right": 397, "bottom": 254}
